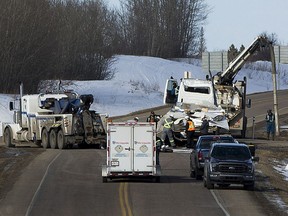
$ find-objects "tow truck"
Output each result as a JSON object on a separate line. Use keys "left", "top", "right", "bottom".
{"left": 3, "top": 83, "right": 107, "bottom": 149}
{"left": 161, "top": 36, "right": 274, "bottom": 142}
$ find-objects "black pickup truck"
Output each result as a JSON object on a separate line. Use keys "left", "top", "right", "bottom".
{"left": 189, "top": 135, "right": 237, "bottom": 180}
{"left": 203, "top": 143, "right": 259, "bottom": 190}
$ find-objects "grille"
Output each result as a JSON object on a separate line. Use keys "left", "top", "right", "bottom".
{"left": 217, "top": 164, "right": 247, "bottom": 173}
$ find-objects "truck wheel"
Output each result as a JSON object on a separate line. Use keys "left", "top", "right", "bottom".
{"left": 206, "top": 175, "right": 214, "bottom": 189}
{"left": 102, "top": 177, "right": 108, "bottom": 183}
{"left": 41, "top": 128, "right": 50, "bottom": 149}
{"left": 203, "top": 178, "right": 207, "bottom": 187}
{"left": 155, "top": 176, "right": 161, "bottom": 183}
{"left": 190, "top": 170, "right": 195, "bottom": 178}
{"left": 50, "top": 129, "right": 58, "bottom": 149}
{"left": 57, "top": 129, "right": 67, "bottom": 149}
{"left": 244, "top": 183, "right": 254, "bottom": 191}
{"left": 195, "top": 168, "right": 202, "bottom": 180}
{"left": 4, "top": 127, "right": 14, "bottom": 147}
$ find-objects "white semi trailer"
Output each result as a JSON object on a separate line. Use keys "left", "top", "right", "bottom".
{"left": 102, "top": 121, "right": 161, "bottom": 182}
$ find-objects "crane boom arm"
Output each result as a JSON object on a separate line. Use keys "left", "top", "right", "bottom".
{"left": 219, "top": 36, "right": 271, "bottom": 85}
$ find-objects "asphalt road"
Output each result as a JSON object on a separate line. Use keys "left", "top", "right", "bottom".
{"left": 0, "top": 148, "right": 268, "bottom": 216}
{"left": 0, "top": 90, "right": 288, "bottom": 216}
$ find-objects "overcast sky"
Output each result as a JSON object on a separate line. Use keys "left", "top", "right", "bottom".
{"left": 107, "top": 0, "right": 288, "bottom": 51}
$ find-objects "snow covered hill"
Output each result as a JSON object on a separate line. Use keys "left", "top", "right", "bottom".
{"left": 0, "top": 55, "right": 288, "bottom": 136}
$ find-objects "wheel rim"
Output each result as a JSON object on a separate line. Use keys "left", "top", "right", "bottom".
{"left": 50, "top": 129, "right": 58, "bottom": 149}
{"left": 57, "top": 130, "right": 66, "bottom": 149}
{"left": 42, "top": 129, "right": 50, "bottom": 149}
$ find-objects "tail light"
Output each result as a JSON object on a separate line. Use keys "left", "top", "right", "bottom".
{"left": 198, "top": 151, "right": 203, "bottom": 161}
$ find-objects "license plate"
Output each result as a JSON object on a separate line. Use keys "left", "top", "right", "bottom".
{"left": 111, "top": 161, "right": 119, "bottom": 166}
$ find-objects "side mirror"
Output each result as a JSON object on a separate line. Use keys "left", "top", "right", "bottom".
{"left": 247, "top": 98, "right": 252, "bottom": 108}
{"left": 252, "top": 156, "right": 259, "bottom": 162}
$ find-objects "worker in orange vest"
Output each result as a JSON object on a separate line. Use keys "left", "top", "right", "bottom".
{"left": 185, "top": 116, "right": 195, "bottom": 148}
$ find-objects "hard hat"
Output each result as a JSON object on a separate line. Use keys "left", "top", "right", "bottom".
{"left": 185, "top": 116, "right": 190, "bottom": 120}
{"left": 134, "top": 117, "right": 139, "bottom": 121}
{"left": 169, "top": 114, "right": 174, "bottom": 118}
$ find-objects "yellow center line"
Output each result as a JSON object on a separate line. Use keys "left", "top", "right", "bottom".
{"left": 124, "top": 182, "right": 133, "bottom": 216}
{"left": 119, "top": 182, "right": 133, "bottom": 216}
{"left": 119, "top": 183, "right": 126, "bottom": 216}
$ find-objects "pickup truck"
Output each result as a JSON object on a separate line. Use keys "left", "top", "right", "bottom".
{"left": 203, "top": 143, "right": 259, "bottom": 190}
{"left": 190, "top": 135, "right": 237, "bottom": 180}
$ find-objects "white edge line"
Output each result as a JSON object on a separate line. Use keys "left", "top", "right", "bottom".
{"left": 210, "top": 190, "right": 230, "bottom": 216}
{"left": 25, "top": 151, "right": 62, "bottom": 216}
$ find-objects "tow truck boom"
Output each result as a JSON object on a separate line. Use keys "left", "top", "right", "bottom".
{"left": 217, "top": 36, "right": 271, "bottom": 85}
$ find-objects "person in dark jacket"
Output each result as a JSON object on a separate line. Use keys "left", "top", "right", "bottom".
{"left": 185, "top": 116, "right": 195, "bottom": 148}
{"left": 200, "top": 116, "right": 209, "bottom": 135}
{"left": 147, "top": 111, "right": 161, "bottom": 129}
{"left": 265, "top": 109, "right": 275, "bottom": 140}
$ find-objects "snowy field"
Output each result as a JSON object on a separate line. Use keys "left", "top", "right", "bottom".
{"left": 1, "top": 55, "right": 288, "bottom": 131}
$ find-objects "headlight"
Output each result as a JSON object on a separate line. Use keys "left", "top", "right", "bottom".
{"left": 247, "top": 164, "right": 254, "bottom": 173}
{"left": 210, "top": 163, "right": 217, "bottom": 172}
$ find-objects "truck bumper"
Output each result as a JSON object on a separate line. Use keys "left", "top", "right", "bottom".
{"left": 102, "top": 165, "right": 161, "bottom": 178}
{"left": 209, "top": 173, "right": 255, "bottom": 185}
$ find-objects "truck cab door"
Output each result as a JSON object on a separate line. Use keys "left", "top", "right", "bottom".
{"left": 163, "top": 78, "right": 178, "bottom": 105}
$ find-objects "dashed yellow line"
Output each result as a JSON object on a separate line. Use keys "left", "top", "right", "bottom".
{"left": 119, "top": 182, "right": 133, "bottom": 216}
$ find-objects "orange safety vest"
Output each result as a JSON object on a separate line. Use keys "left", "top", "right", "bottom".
{"left": 187, "top": 120, "right": 195, "bottom": 131}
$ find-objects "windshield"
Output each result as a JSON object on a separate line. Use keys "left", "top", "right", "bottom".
{"left": 199, "top": 137, "right": 235, "bottom": 149}
{"left": 211, "top": 146, "right": 251, "bottom": 160}
{"left": 184, "top": 86, "right": 210, "bottom": 94}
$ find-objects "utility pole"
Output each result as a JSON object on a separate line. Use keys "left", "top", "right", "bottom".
{"left": 269, "top": 44, "right": 280, "bottom": 136}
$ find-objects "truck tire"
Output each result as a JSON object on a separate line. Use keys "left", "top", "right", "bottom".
{"left": 50, "top": 129, "right": 58, "bottom": 149}
{"left": 57, "top": 129, "right": 67, "bottom": 149}
{"left": 190, "top": 170, "right": 195, "bottom": 178}
{"left": 4, "top": 127, "right": 14, "bottom": 147}
{"left": 244, "top": 183, "right": 254, "bottom": 191}
{"left": 195, "top": 168, "right": 202, "bottom": 180}
{"left": 41, "top": 128, "right": 50, "bottom": 149}
{"left": 102, "top": 177, "right": 108, "bottom": 183}
{"left": 206, "top": 175, "right": 214, "bottom": 189}
{"left": 155, "top": 176, "right": 161, "bottom": 183}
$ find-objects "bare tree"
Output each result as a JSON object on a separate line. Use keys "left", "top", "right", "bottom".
{"left": 117, "top": 0, "right": 209, "bottom": 58}
{"left": 0, "top": 0, "right": 115, "bottom": 93}
{"left": 0, "top": 0, "right": 56, "bottom": 93}
{"left": 196, "top": 26, "right": 206, "bottom": 58}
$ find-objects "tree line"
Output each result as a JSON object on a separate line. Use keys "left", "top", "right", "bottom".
{"left": 0, "top": 0, "right": 208, "bottom": 93}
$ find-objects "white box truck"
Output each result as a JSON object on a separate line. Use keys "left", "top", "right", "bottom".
{"left": 102, "top": 121, "right": 161, "bottom": 182}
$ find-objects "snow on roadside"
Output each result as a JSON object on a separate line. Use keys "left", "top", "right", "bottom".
{"left": 274, "top": 163, "right": 288, "bottom": 181}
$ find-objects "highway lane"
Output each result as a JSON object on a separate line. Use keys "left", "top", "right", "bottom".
{"left": 1, "top": 90, "right": 287, "bottom": 215}
{"left": 0, "top": 148, "right": 268, "bottom": 216}
{"left": 246, "top": 90, "right": 288, "bottom": 127}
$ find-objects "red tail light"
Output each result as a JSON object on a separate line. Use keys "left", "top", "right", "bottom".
{"left": 198, "top": 151, "right": 203, "bottom": 161}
